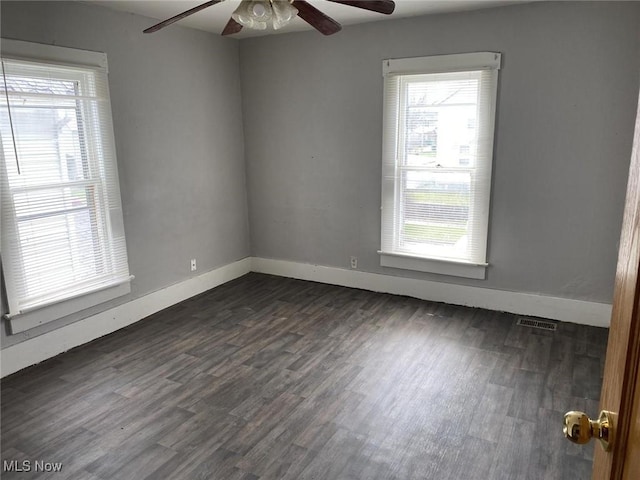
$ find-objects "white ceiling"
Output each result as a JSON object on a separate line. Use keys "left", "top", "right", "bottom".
{"left": 87, "top": 0, "right": 532, "bottom": 38}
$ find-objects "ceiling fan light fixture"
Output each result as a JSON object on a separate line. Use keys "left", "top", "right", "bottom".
{"left": 271, "top": 0, "right": 298, "bottom": 30}
{"left": 232, "top": 0, "right": 297, "bottom": 31}
{"left": 232, "top": 0, "right": 271, "bottom": 30}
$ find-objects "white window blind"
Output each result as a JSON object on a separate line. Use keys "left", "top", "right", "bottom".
{"left": 1, "top": 40, "right": 131, "bottom": 332}
{"left": 380, "top": 52, "right": 500, "bottom": 279}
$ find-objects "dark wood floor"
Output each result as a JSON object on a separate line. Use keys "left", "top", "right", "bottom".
{"left": 1, "top": 273, "right": 608, "bottom": 479}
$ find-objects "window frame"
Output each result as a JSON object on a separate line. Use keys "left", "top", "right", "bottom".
{"left": 379, "top": 52, "right": 501, "bottom": 279}
{"left": 1, "top": 39, "right": 132, "bottom": 333}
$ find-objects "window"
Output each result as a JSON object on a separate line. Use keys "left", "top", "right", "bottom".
{"left": 380, "top": 52, "right": 500, "bottom": 279}
{"left": 1, "top": 40, "right": 131, "bottom": 333}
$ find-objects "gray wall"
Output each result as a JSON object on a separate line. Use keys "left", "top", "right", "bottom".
{"left": 1, "top": 1, "right": 250, "bottom": 347}
{"left": 240, "top": 1, "right": 640, "bottom": 303}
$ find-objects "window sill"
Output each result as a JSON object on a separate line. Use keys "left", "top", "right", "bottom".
{"left": 6, "top": 279, "right": 132, "bottom": 334}
{"left": 379, "top": 251, "right": 487, "bottom": 279}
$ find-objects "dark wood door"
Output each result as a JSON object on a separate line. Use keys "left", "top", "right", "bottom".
{"left": 591, "top": 89, "right": 640, "bottom": 479}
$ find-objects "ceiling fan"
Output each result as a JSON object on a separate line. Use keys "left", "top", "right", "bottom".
{"left": 143, "top": 0, "right": 396, "bottom": 36}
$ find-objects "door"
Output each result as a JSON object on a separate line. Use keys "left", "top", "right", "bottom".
{"left": 589, "top": 89, "right": 640, "bottom": 479}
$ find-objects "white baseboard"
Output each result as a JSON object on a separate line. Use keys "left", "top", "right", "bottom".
{"left": 1, "top": 255, "right": 612, "bottom": 378}
{"left": 251, "top": 257, "right": 612, "bottom": 328}
{"left": 0, "top": 257, "right": 251, "bottom": 378}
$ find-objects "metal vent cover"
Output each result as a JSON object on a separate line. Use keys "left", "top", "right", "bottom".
{"left": 516, "top": 317, "right": 557, "bottom": 331}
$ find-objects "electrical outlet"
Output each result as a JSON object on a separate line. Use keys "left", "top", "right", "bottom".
{"left": 190, "top": 258, "right": 197, "bottom": 271}
{"left": 350, "top": 256, "right": 357, "bottom": 269}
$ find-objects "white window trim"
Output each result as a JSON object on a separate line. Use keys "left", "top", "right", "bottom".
{"left": 380, "top": 52, "right": 501, "bottom": 279}
{"left": 379, "top": 251, "right": 488, "bottom": 280}
{"left": 1, "top": 39, "right": 132, "bottom": 333}
{"left": 6, "top": 282, "right": 132, "bottom": 334}
{"left": 382, "top": 52, "right": 501, "bottom": 76}
{"left": 0, "top": 38, "right": 108, "bottom": 72}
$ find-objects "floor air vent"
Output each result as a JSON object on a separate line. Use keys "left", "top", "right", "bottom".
{"left": 516, "top": 317, "right": 557, "bottom": 331}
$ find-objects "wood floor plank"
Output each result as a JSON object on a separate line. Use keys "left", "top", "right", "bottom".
{"left": 0, "top": 273, "right": 608, "bottom": 479}
{"left": 468, "top": 383, "right": 515, "bottom": 443}
{"left": 298, "top": 428, "right": 367, "bottom": 480}
{"left": 507, "top": 370, "right": 546, "bottom": 422}
{"left": 488, "top": 416, "right": 537, "bottom": 480}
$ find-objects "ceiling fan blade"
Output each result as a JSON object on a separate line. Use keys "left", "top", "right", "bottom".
{"left": 222, "top": 17, "right": 243, "bottom": 36}
{"left": 326, "top": 0, "right": 395, "bottom": 15}
{"left": 292, "top": 0, "right": 342, "bottom": 35}
{"left": 143, "top": 0, "right": 223, "bottom": 34}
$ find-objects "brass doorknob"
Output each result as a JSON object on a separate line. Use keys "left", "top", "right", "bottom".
{"left": 563, "top": 410, "right": 612, "bottom": 451}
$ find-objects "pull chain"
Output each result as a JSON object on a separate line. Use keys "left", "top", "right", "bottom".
{"left": 1, "top": 59, "right": 20, "bottom": 175}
